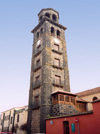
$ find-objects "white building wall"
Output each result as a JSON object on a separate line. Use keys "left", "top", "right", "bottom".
{"left": 0, "top": 106, "right": 28, "bottom": 134}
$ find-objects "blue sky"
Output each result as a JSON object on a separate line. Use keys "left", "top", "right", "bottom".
{"left": 0, "top": 0, "right": 100, "bottom": 113}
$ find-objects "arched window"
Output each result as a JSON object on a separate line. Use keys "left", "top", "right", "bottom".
{"left": 52, "top": 14, "right": 57, "bottom": 21}
{"left": 57, "top": 30, "right": 60, "bottom": 38}
{"left": 37, "top": 32, "right": 39, "bottom": 39}
{"left": 51, "top": 27, "right": 55, "bottom": 35}
{"left": 93, "top": 96, "right": 98, "bottom": 101}
{"left": 45, "top": 12, "right": 50, "bottom": 18}
{"left": 40, "top": 28, "right": 43, "bottom": 34}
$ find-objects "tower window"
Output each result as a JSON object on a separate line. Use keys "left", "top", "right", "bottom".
{"left": 52, "top": 14, "right": 57, "bottom": 21}
{"left": 37, "top": 44, "right": 41, "bottom": 49}
{"left": 45, "top": 12, "right": 50, "bottom": 18}
{"left": 37, "top": 32, "right": 39, "bottom": 39}
{"left": 40, "top": 28, "right": 43, "bottom": 34}
{"left": 34, "top": 95, "right": 39, "bottom": 102}
{"left": 17, "top": 114, "right": 19, "bottom": 122}
{"left": 39, "top": 16, "right": 42, "bottom": 21}
{"left": 35, "top": 75, "right": 40, "bottom": 81}
{"left": 54, "top": 58, "right": 60, "bottom": 66}
{"left": 57, "top": 30, "right": 60, "bottom": 38}
{"left": 36, "top": 59, "right": 40, "bottom": 66}
{"left": 54, "top": 44, "right": 59, "bottom": 51}
{"left": 55, "top": 75, "right": 61, "bottom": 83}
{"left": 51, "top": 27, "right": 55, "bottom": 35}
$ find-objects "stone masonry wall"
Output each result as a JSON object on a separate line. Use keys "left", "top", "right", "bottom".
{"left": 31, "top": 109, "right": 40, "bottom": 133}
{"left": 51, "top": 104, "right": 79, "bottom": 116}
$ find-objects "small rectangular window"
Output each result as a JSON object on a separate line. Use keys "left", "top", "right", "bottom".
{"left": 55, "top": 75, "right": 61, "bottom": 83}
{"left": 34, "top": 96, "right": 39, "bottom": 102}
{"left": 35, "top": 75, "right": 40, "bottom": 81}
{"left": 11, "top": 117, "right": 13, "bottom": 124}
{"left": 36, "top": 59, "right": 40, "bottom": 66}
{"left": 37, "top": 44, "right": 41, "bottom": 49}
{"left": 17, "top": 114, "right": 19, "bottom": 122}
{"left": 54, "top": 58, "right": 60, "bottom": 66}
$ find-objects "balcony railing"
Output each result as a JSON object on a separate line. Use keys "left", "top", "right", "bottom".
{"left": 33, "top": 62, "right": 42, "bottom": 72}
{"left": 30, "top": 101, "right": 40, "bottom": 109}
{"left": 52, "top": 62, "right": 63, "bottom": 70}
{"left": 52, "top": 79, "right": 64, "bottom": 88}
{"left": 32, "top": 80, "right": 41, "bottom": 89}
{"left": 34, "top": 47, "right": 42, "bottom": 57}
{"left": 52, "top": 48, "right": 63, "bottom": 55}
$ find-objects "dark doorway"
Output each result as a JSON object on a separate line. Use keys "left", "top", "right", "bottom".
{"left": 63, "top": 121, "right": 70, "bottom": 134}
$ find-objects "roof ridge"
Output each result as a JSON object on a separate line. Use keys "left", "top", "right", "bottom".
{"left": 76, "top": 87, "right": 100, "bottom": 97}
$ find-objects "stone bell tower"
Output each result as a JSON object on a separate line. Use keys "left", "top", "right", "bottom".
{"left": 27, "top": 8, "right": 70, "bottom": 134}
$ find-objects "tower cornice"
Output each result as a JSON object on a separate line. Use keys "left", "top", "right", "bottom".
{"left": 31, "top": 17, "right": 67, "bottom": 33}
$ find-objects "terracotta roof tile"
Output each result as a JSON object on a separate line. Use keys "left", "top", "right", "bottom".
{"left": 51, "top": 90, "right": 76, "bottom": 96}
{"left": 76, "top": 96, "right": 88, "bottom": 103}
{"left": 76, "top": 87, "right": 100, "bottom": 97}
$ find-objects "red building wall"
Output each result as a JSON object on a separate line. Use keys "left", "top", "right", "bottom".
{"left": 46, "top": 101, "right": 100, "bottom": 134}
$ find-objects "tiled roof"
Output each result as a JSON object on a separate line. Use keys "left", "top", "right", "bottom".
{"left": 76, "top": 96, "right": 88, "bottom": 103}
{"left": 92, "top": 99, "right": 100, "bottom": 103}
{"left": 76, "top": 87, "right": 100, "bottom": 97}
{"left": 15, "top": 105, "right": 28, "bottom": 110}
{"left": 1, "top": 105, "right": 28, "bottom": 113}
{"left": 51, "top": 90, "right": 77, "bottom": 96}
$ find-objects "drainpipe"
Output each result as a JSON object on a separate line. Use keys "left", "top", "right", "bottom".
{"left": 75, "top": 117, "right": 80, "bottom": 134}
{"left": 77, "top": 122, "right": 80, "bottom": 134}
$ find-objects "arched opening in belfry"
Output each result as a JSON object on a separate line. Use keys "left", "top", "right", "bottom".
{"left": 93, "top": 96, "right": 98, "bottom": 101}
{"left": 45, "top": 12, "right": 50, "bottom": 18}
{"left": 52, "top": 14, "right": 57, "bottom": 21}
